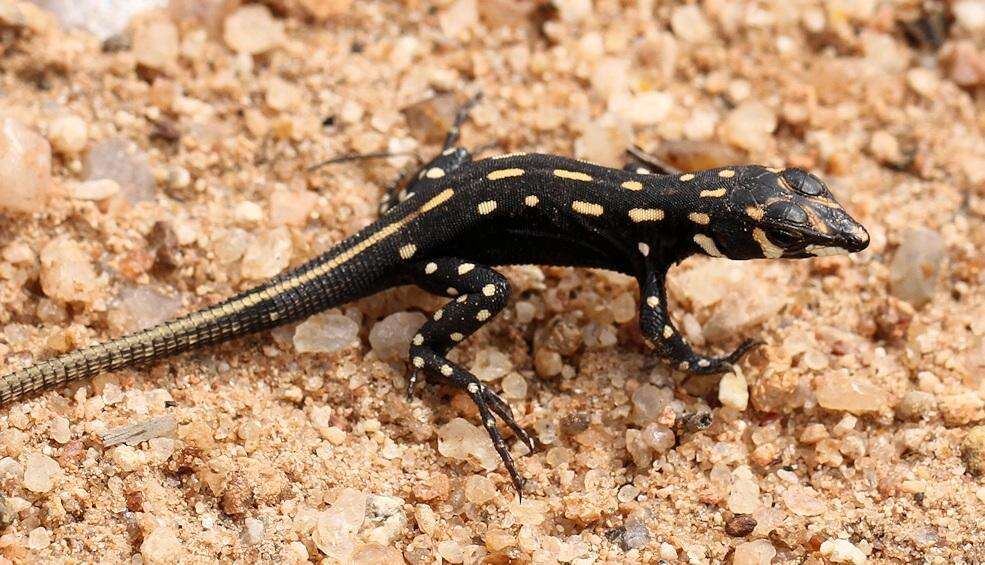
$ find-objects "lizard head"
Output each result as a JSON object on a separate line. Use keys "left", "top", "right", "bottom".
{"left": 687, "top": 166, "right": 869, "bottom": 260}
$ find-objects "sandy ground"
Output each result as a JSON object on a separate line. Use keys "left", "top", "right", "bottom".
{"left": 0, "top": 0, "right": 984, "bottom": 563}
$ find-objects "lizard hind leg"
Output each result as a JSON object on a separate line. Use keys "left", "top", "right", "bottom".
{"left": 405, "top": 257, "right": 534, "bottom": 495}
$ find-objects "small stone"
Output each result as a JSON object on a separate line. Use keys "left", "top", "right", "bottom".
{"left": 612, "top": 91, "right": 674, "bottom": 126}
{"left": 108, "top": 286, "right": 182, "bottom": 335}
{"left": 84, "top": 137, "right": 155, "bottom": 203}
{"left": 294, "top": 312, "right": 360, "bottom": 354}
{"left": 401, "top": 94, "right": 459, "bottom": 144}
{"left": 659, "top": 542, "right": 678, "bottom": 560}
{"left": 352, "top": 543, "right": 402, "bottom": 565}
{"left": 241, "top": 227, "right": 293, "bottom": 279}
{"left": 234, "top": 201, "right": 264, "bottom": 224}
{"left": 946, "top": 41, "right": 985, "bottom": 88}
{"left": 485, "top": 527, "right": 514, "bottom": 551}
{"left": 954, "top": 1, "right": 985, "bottom": 31}
{"left": 269, "top": 189, "right": 317, "bottom": 226}
{"left": 782, "top": 485, "right": 826, "bottom": 516}
{"left": 733, "top": 539, "right": 776, "bottom": 565}
{"left": 471, "top": 348, "right": 512, "bottom": 382}
{"left": 815, "top": 372, "right": 887, "bottom": 413}
{"left": 368, "top": 311, "right": 426, "bottom": 362}
{"left": 437, "top": 418, "right": 500, "bottom": 471}
{"left": 133, "top": 16, "right": 179, "bottom": 71}
{"left": 49, "top": 417, "right": 71, "bottom": 444}
{"left": 819, "top": 539, "right": 867, "bottom": 564}
{"left": 69, "top": 179, "right": 120, "bottom": 200}
{"left": 501, "top": 373, "right": 527, "bottom": 399}
{"left": 868, "top": 131, "right": 903, "bottom": 167}
{"left": 439, "top": 0, "right": 478, "bottom": 38}
{"left": 620, "top": 517, "right": 650, "bottom": 550}
{"left": 889, "top": 228, "right": 946, "bottom": 307}
{"left": 727, "top": 477, "right": 762, "bottom": 514}
{"left": 721, "top": 101, "right": 777, "bottom": 153}
{"left": 670, "top": 5, "right": 713, "bottom": 42}
{"left": 265, "top": 78, "right": 302, "bottom": 112}
{"left": 39, "top": 238, "right": 103, "bottom": 304}
{"left": 464, "top": 474, "right": 497, "bottom": 504}
{"left": 223, "top": 5, "right": 284, "bottom": 55}
{"left": 48, "top": 115, "right": 88, "bottom": 155}
{"left": 27, "top": 527, "right": 50, "bottom": 550}
{"left": 725, "top": 515, "right": 757, "bottom": 537}
{"left": 610, "top": 292, "right": 636, "bottom": 324}
{"left": 961, "top": 426, "right": 985, "bottom": 476}
{"left": 141, "top": 526, "right": 183, "bottom": 565}
{"left": 940, "top": 392, "right": 984, "bottom": 426}
{"left": 284, "top": 541, "right": 309, "bottom": 563}
{"left": 300, "top": 0, "right": 353, "bottom": 20}
{"left": 641, "top": 424, "right": 675, "bottom": 453}
{"left": 574, "top": 116, "right": 630, "bottom": 167}
{"left": 243, "top": 517, "right": 264, "bottom": 545}
{"left": 718, "top": 371, "right": 749, "bottom": 410}
{"left": 0, "top": 118, "right": 52, "bottom": 213}
{"left": 314, "top": 488, "right": 367, "bottom": 560}
{"left": 631, "top": 384, "right": 673, "bottom": 424}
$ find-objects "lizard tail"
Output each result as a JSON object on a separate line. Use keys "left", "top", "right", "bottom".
{"left": 0, "top": 285, "right": 284, "bottom": 406}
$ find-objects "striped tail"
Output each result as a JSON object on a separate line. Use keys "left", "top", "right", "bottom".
{"left": 0, "top": 284, "right": 285, "bottom": 405}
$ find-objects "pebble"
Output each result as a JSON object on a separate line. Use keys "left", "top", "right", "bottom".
{"left": 234, "top": 201, "right": 264, "bottom": 224}
{"left": 733, "top": 539, "right": 776, "bottom": 565}
{"left": 947, "top": 42, "right": 985, "bottom": 87}
{"left": 437, "top": 418, "right": 501, "bottom": 471}
{"left": 27, "top": 527, "right": 51, "bottom": 550}
{"left": 725, "top": 515, "right": 757, "bottom": 537}
{"left": 782, "top": 485, "right": 826, "bottom": 516}
{"left": 48, "top": 115, "right": 88, "bottom": 155}
{"left": 223, "top": 5, "right": 284, "bottom": 55}
{"left": 727, "top": 477, "right": 761, "bottom": 514}
{"left": 241, "top": 227, "right": 292, "bottom": 279}
{"left": 658, "top": 542, "right": 678, "bottom": 560}
{"left": 670, "top": 5, "right": 714, "bottom": 43}
{"left": 641, "top": 424, "right": 675, "bottom": 453}
{"left": 718, "top": 371, "right": 749, "bottom": 410}
{"left": 108, "top": 286, "right": 181, "bottom": 334}
{"left": 960, "top": 426, "right": 985, "bottom": 477}
{"left": 39, "top": 238, "right": 103, "bottom": 304}
{"left": 133, "top": 16, "right": 179, "bottom": 71}
{"left": 84, "top": 137, "right": 156, "bottom": 203}
{"left": 49, "top": 417, "right": 71, "bottom": 444}
{"left": 501, "top": 373, "right": 527, "bottom": 399}
{"left": 574, "top": 117, "right": 630, "bottom": 167}
{"left": 471, "top": 348, "right": 512, "bottom": 382}
{"left": 69, "top": 179, "right": 120, "bottom": 201}
{"left": 314, "top": 488, "right": 367, "bottom": 560}
{"left": 954, "top": 1, "right": 985, "bottom": 31}
{"left": 300, "top": 0, "right": 353, "bottom": 20}
{"left": 269, "top": 189, "right": 317, "bottom": 226}
{"left": 265, "top": 77, "right": 302, "bottom": 112}
{"left": 352, "top": 543, "right": 403, "bottom": 564}
{"left": 242, "top": 517, "right": 264, "bottom": 545}
{"left": 439, "top": 0, "right": 478, "bottom": 38}
{"left": 889, "top": 228, "right": 946, "bottom": 308}
{"left": 368, "top": 311, "right": 426, "bottom": 361}
{"left": 612, "top": 91, "right": 674, "bottom": 126}
{"left": 631, "top": 384, "right": 673, "bottom": 424}
{"left": 619, "top": 518, "right": 650, "bottom": 550}
{"left": 293, "top": 312, "right": 360, "bottom": 354}
{"left": 141, "top": 525, "right": 183, "bottom": 565}
{"left": 815, "top": 372, "right": 887, "bottom": 413}
{"left": 720, "top": 101, "right": 777, "bottom": 153}
{"left": 820, "top": 539, "right": 867, "bottom": 564}
{"left": 0, "top": 118, "right": 52, "bottom": 213}
{"left": 464, "top": 474, "right": 497, "bottom": 504}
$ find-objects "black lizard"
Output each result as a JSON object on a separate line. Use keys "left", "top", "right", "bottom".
{"left": 0, "top": 97, "right": 869, "bottom": 494}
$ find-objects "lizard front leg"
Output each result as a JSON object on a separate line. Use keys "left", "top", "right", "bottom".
{"left": 405, "top": 257, "right": 534, "bottom": 495}
{"left": 639, "top": 266, "right": 759, "bottom": 374}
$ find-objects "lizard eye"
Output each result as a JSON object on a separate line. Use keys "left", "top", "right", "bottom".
{"left": 768, "top": 228, "right": 801, "bottom": 248}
